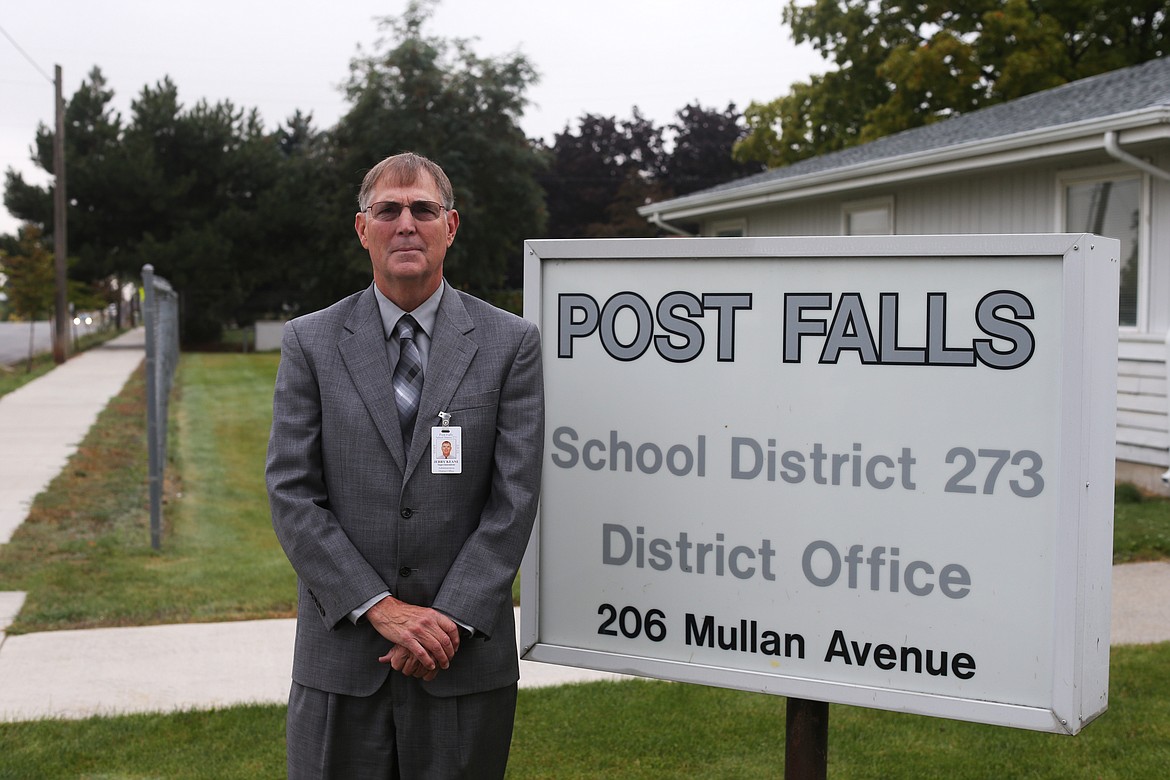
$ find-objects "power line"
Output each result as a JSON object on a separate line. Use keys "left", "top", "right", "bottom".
{"left": 0, "top": 23, "right": 53, "bottom": 84}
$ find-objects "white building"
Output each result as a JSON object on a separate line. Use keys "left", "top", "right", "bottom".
{"left": 639, "top": 57, "right": 1170, "bottom": 492}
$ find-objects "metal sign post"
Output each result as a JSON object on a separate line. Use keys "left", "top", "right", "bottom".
{"left": 786, "top": 698, "right": 828, "bottom": 780}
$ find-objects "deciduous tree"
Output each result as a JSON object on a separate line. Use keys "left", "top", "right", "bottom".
{"left": 666, "top": 102, "right": 765, "bottom": 197}
{"left": 0, "top": 225, "right": 55, "bottom": 369}
{"left": 736, "top": 0, "right": 1169, "bottom": 168}
{"left": 541, "top": 102, "right": 761, "bottom": 238}
{"left": 540, "top": 110, "right": 667, "bottom": 239}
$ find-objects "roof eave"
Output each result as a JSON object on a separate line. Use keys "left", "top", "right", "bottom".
{"left": 638, "top": 106, "right": 1170, "bottom": 222}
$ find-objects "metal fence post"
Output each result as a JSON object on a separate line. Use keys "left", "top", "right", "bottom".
{"left": 142, "top": 264, "right": 179, "bottom": 550}
{"left": 143, "top": 265, "right": 160, "bottom": 550}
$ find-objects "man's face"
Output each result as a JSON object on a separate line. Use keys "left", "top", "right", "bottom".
{"left": 355, "top": 171, "right": 459, "bottom": 303}
{"left": 441, "top": 440, "right": 452, "bottom": 457}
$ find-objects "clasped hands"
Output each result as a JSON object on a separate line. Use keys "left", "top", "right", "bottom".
{"left": 366, "top": 596, "right": 462, "bottom": 682}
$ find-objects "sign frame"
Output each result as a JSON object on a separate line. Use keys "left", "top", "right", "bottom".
{"left": 520, "top": 234, "right": 1118, "bottom": 735}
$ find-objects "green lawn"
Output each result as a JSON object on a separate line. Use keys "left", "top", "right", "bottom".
{"left": 0, "top": 705, "right": 287, "bottom": 780}
{"left": 1114, "top": 483, "right": 1170, "bottom": 562}
{"left": 1, "top": 643, "right": 1168, "bottom": 779}
{"left": 0, "top": 353, "right": 294, "bottom": 633}
{"left": 509, "top": 644, "right": 1170, "bottom": 778}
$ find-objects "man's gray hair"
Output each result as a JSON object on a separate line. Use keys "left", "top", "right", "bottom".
{"left": 357, "top": 152, "right": 455, "bottom": 211}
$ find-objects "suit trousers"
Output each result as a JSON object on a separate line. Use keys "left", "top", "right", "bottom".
{"left": 287, "top": 674, "right": 518, "bottom": 780}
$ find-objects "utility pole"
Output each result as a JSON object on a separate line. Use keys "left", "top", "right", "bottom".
{"left": 52, "top": 64, "right": 69, "bottom": 364}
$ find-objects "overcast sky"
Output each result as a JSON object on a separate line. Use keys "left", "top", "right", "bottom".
{"left": 0, "top": 0, "right": 825, "bottom": 235}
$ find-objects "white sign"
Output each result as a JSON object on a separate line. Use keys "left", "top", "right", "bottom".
{"left": 521, "top": 235, "right": 1118, "bottom": 735}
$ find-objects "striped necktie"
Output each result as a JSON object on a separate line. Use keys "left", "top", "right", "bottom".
{"left": 392, "top": 314, "right": 424, "bottom": 446}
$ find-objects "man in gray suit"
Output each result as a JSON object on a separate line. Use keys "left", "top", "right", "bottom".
{"left": 267, "top": 152, "right": 544, "bottom": 778}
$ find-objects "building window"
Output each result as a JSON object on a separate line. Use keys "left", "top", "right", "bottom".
{"left": 1063, "top": 173, "right": 1141, "bottom": 327}
{"left": 843, "top": 197, "right": 893, "bottom": 235}
{"left": 711, "top": 219, "right": 746, "bottom": 237}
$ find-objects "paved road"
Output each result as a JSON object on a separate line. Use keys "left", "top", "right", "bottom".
{"left": 0, "top": 320, "right": 104, "bottom": 367}
{"left": 0, "top": 321, "right": 52, "bottom": 366}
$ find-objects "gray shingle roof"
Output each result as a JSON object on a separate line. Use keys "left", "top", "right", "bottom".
{"left": 700, "top": 56, "right": 1170, "bottom": 197}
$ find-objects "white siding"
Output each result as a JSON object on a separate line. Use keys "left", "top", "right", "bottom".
{"left": 728, "top": 201, "right": 841, "bottom": 236}
{"left": 894, "top": 165, "right": 1058, "bottom": 234}
{"left": 701, "top": 147, "right": 1170, "bottom": 471}
{"left": 1118, "top": 335, "right": 1170, "bottom": 468}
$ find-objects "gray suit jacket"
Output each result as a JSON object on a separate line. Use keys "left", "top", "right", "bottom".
{"left": 267, "top": 283, "right": 544, "bottom": 698}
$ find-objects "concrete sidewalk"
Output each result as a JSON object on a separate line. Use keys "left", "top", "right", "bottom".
{"left": 0, "top": 328, "right": 147, "bottom": 544}
{"left": 0, "top": 327, "right": 1167, "bottom": 723}
{"left": 0, "top": 607, "right": 632, "bottom": 722}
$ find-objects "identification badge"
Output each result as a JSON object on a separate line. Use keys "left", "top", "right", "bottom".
{"left": 431, "top": 426, "right": 462, "bottom": 474}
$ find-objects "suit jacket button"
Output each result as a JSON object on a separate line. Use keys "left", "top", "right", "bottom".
{"left": 400, "top": 508, "right": 413, "bottom": 518}
{"left": 399, "top": 567, "right": 412, "bottom": 578}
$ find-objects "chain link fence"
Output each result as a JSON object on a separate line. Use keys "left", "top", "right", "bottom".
{"left": 142, "top": 264, "right": 180, "bottom": 550}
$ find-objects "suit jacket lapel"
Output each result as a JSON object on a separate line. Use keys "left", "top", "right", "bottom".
{"left": 338, "top": 286, "right": 408, "bottom": 470}
{"left": 403, "top": 287, "right": 477, "bottom": 481}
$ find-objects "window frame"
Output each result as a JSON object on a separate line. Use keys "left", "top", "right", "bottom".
{"left": 842, "top": 196, "right": 895, "bottom": 236}
{"left": 1056, "top": 164, "right": 1149, "bottom": 331}
{"left": 710, "top": 218, "right": 746, "bottom": 237}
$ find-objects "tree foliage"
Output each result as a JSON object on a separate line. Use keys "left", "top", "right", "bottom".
{"left": 3, "top": 69, "right": 325, "bottom": 342}
{"left": 736, "top": 0, "right": 1170, "bottom": 168}
{"left": 2, "top": 0, "right": 767, "bottom": 337}
{"left": 0, "top": 225, "right": 56, "bottom": 322}
{"left": 0, "top": 224, "right": 107, "bottom": 367}
{"left": 666, "top": 103, "right": 767, "bottom": 197}
{"left": 540, "top": 110, "right": 667, "bottom": 239}
{"left": 0, "top": 225, "right": 56, "bottom": 369}
{"left": 541, "top": 102, "right": 762, "bottom": 238}
{"left": 334, "top": 0, "right": 546, "bottom": 296}
{"left": 2, "top": 1, "right": 549, "bottom": 340}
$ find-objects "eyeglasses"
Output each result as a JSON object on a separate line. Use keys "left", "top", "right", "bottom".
{"left": 362, "top": 200, "right": 445, "bottom": 222}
